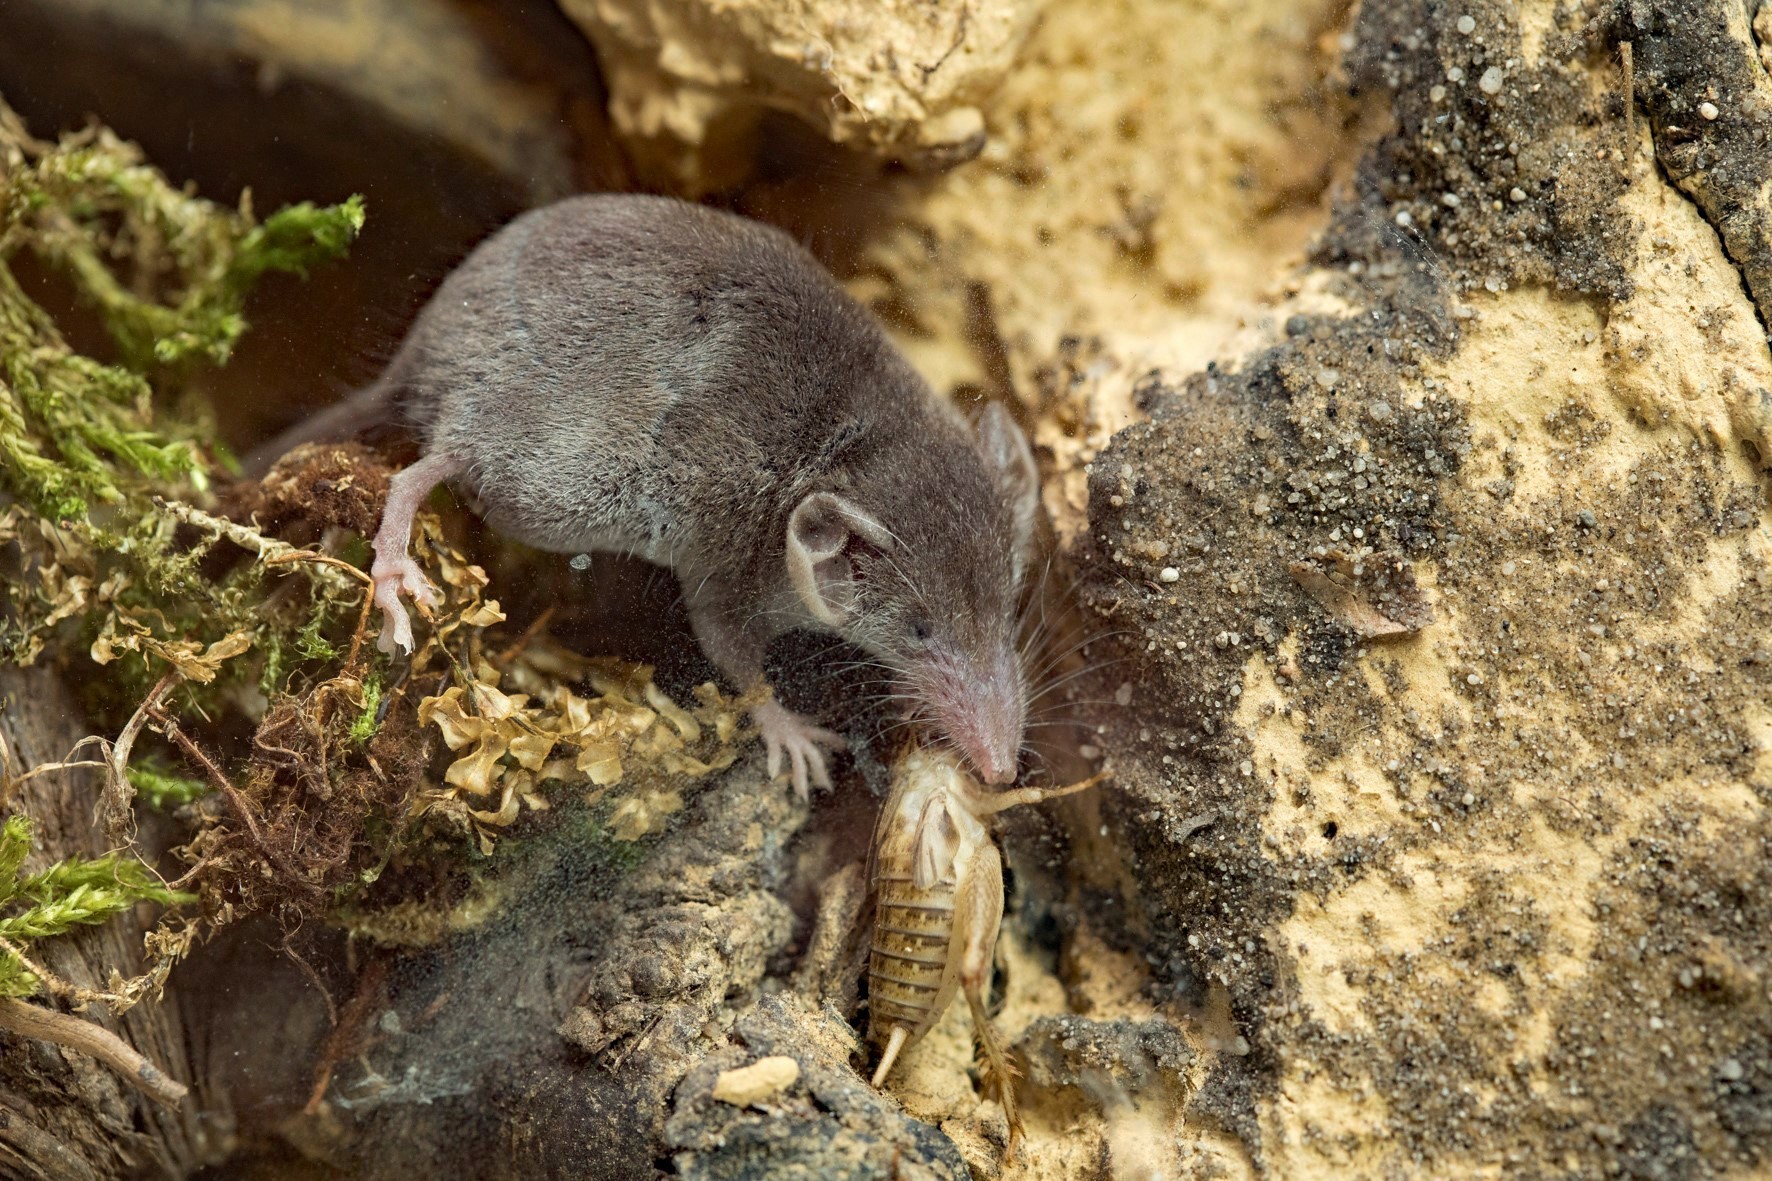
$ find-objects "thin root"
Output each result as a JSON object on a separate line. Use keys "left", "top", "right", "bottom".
{"left": 100, "top": 671, "right": 181, "bottom": 843}
{"left": 0, "top": 934, "right": 85, "bottom": 1005}
{"left": 0, "top": 732, "right": 108, "bottom": 811}
{"left": 150, "top": 707, "right": 322, "bottom": 896}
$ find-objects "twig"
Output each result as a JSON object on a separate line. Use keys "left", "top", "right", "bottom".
{"left": 302, "top": 956, "right": 388, "bottom": 1115}
{"left": 154, "top": 497, "right": 355, "bottom": 593}
{"left": 100, "top": 672, "right": 180, "bottom": 844}
{"left": 492, "top": 606, "right": 556, "bottom": 667}
{"left": 265, "top": 550, "right": 375, "bottom": 669}
{"left": 149, "top": 708, "right": 265, "bottom": 848}
{"left": 0, "top": 996, "right": 188, "bottom": 1108}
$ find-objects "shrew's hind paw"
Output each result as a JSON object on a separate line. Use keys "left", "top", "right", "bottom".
{"left": 371, "top": 554, "right": 437, "bottom": 656}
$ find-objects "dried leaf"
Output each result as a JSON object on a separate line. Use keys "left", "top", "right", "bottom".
{"left": 444, "top": 737, "right": 508, "bottom": 797}
{"left": 1289, "top": 549, "right": 1434, "bottom": 640}
{"left": 507, "top": 732, "right": 556, "bottom": 770}
{"left": 410, "top": 611, "right": 747, "bottom": 838}
{"left": 577, "top": 742, "right": 624, "bottom": 785}
{"left": 645, "top": 682, "right": 701, "bottom": 742}
{"left": 417, "top": 688, "right": 483, "bottom": 751}
{"left": 609, "top": 789, "right": 682, "bottom": 841}
{"left": 460, "top": 601, "right": 506, "bottom": 628}
{"left": 468, "top": 786, "right": 521, "bottom": 828}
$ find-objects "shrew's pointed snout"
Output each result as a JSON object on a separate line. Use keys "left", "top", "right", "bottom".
{"left": 932, "top": 647, "right": 1025, "bottom": 786}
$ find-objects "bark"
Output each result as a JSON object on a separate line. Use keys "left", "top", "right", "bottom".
{"left": 0, "top": 667, "right": 215, "bottom": 1180}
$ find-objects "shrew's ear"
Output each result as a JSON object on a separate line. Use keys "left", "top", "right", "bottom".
{"left": 976, "top": 402, "right": 1040, "bottom": 573}
{"left": 786, "top": 492, "right": 896, "bottom": 627}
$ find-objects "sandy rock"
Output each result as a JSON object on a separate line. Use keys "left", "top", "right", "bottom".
{"left": 843, "top": 0, "right": 1772, "bottom": 1174}
{"left": 847, "top": 0, "right": 1351, "bottom": 546}
{"left": 1063, "top": 2, "right": 1772, "bottom": 1176}
{"left": 1016, "top": 1015, "right": 1192, "bottom": 1094}
{"left": 1629, "top": 0, "right": 1772, "bottom": 329}
{"left": 558, "top": 0, "right": 1044, "bottom": 188}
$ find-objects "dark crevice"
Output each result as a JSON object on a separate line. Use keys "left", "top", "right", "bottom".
{"left": 1626, "top": 0, "right": 1772, "bottom": 338}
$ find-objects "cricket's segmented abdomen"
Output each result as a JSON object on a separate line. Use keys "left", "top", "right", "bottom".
{"left": 868, "top": 844, "right": 956, "bottom": 1045}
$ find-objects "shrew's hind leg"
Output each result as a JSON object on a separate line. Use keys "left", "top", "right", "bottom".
{"left": 371, "top": 452, "right": 462, "bottom": 655}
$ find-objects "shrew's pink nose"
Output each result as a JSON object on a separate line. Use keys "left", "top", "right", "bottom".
{"left": 972, "top": 742, "right": 1017, "bottom": 785}
{"left": 961, "top": 656, "right": 1023, "bottom": 784}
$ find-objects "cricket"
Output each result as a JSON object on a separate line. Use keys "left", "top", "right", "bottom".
{"left": 866, "top": 747, "right": 1106, "bottom": 1152}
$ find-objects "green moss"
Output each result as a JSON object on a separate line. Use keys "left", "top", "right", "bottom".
{"left": 125, "top": 764, "right": 209, "bottom": 810}
{"left": 0, "top": 815, "right": 192, "bottom": 997}
{"left": 1, "top": 119, "right": 360, "bottom": 517}
{"left": 349, "top": 674, "right": 384, "bottom": 745}
{"left": 0, "top": 93, "right": 359, "bottom": 516}
{"left": 0, "top": 97, "right": 366, "bottom": 715}
{"left": 227, "top": 196, "right": 367, "bottom": 291}
{"left": 295, "top": 611, "right": 342, "bottom": 664}
{"left": 13, "top": 128, "right": 364, "bottom": 374}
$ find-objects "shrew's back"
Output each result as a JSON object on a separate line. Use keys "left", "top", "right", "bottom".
{"left": 386, "top": 194, "right": 932, "bottom": 564}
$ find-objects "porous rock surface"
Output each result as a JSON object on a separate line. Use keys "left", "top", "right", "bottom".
{"left": 846, "top": 0, "right": 1772, "bottom": 1174}
{"left": 779, "top": 0, "right": 1772, "bottom": 1175}
{"left": 558, "top": 0, "right": 1045, "bottom": 187}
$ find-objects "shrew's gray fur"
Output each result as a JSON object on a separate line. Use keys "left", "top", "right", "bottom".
{"left": 269, "top": 195, "right": 1040, "bottom": 794}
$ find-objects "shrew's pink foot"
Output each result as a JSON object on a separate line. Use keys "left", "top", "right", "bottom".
{"left": 369, "top": 452, "right": 460, "bottom": 657}
{"left": 752, "top": 698, "right": 843, "bottom": 800}
{"left": 372, "top": 553, "right": 438, "bottom": 655}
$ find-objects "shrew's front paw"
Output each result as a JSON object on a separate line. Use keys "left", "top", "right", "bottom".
{"left": 752, "top": 698, "right": 843, "bottom": 800}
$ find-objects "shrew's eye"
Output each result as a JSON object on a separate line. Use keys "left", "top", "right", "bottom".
{"left": 909, "top": 620, "right": 933, "bottom": 643}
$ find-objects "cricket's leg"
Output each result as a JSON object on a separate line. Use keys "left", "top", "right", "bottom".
{"left": 956, "top": 842, "right": 1022, "bottom": 1159}
{"left": 971, "top": 771, "right": 1108, "bottom": 816}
